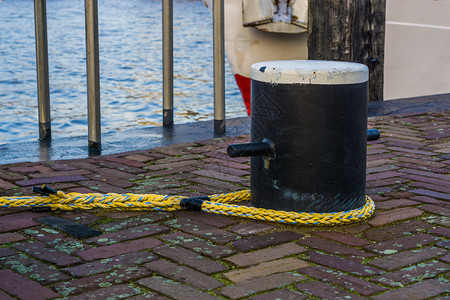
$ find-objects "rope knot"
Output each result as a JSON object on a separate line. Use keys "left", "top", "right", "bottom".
{"left": 32, "top": 185, "right": 58, "bottom": 196}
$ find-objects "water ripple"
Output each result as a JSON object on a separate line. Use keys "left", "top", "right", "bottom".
{"left": 0, "top": 0, "right": 245, "bottom": 145}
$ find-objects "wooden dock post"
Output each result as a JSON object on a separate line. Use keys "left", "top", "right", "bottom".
{"left": 307, "top": 0, "right": 386, "bottom": 102}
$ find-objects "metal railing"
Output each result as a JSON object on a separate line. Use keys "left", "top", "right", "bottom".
{"left": 33, "top": 0, "right": 226, "bottom": 150}
{"left": 85, "top": 0, "right": 101, "bottom": 149}
{"left": 213, "top": 0, "right": 225, "bottom": 134}
{"left": 162, "top": 0, "right": 174, "bottom": 128}
{"left": 34, "top": 0, "right": 51, "bottom": 141}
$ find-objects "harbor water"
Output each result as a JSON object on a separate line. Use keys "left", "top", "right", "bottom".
{"left": 0, "top": 0, "right": 245, "bottom": 145}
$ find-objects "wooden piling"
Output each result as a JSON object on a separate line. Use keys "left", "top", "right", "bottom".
{"left": 308, "top": 0, "right": 386, "bottom": 102}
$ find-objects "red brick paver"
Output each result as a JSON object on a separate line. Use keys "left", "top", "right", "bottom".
{"left": 0, "top": 270, "right": 59, "bottom": 299}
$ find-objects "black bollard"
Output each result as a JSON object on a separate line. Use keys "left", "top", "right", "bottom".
{"left": 241, "top": 60, "right": 370, "bottom": 213}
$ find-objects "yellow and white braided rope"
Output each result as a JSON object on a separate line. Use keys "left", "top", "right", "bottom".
{"left": 0, "top": 188, "right": 374, "bottom": 226}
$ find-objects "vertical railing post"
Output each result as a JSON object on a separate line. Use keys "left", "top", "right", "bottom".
{"left": 213, "top": 0, "right": 225, "bottom": 134}
{"left": 162, "top": 0, "right": 174, "bottom": 127}
{"left": 84, "top": 0, "right": 101, "bottom": 149}
{"left": 33, "top": 0, "right": 51, "bottom": 140}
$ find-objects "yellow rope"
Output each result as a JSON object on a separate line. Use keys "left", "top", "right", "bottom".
{"left": 0, "top": 187, "right": 374, "bottom": 226}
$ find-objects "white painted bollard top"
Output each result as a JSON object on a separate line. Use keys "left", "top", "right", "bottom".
{"left": 251, "top": 60, "right": 369, "bottom": 85}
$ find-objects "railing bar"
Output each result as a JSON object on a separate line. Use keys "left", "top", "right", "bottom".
{"left": 84, "top": 0, "right": 101, "bottom": 149}
{"left": 162, "top": 0, "right": 174, "bottom": 127}
{"left": 213, "top": 0, "right": 226, "bottom": 134}
{"left": 33, "top": 0, "right": 51, "bottom": 140}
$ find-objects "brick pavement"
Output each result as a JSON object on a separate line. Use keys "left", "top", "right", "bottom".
{"left": 0, "top": 110, "right": 448, "bottom": 299}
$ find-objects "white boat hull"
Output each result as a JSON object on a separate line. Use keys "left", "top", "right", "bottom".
{"left": 206, "top": 0, "right": 450, "bottom": 114}
{"left": 384, "top": 0, "right": 450, "bottom": 100}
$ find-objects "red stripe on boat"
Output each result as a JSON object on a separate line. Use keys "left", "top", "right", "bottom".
{"left": 234, "top": 73, "right": 251, "bottom": 115}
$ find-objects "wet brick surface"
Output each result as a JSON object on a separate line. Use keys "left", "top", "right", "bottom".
{"left": 298, "top": 265, "right": 388, "bottom": 296}
{"left": 295, "top": 280, "right": 367, "bottom": 299}
{"left": 54, "top": 266, "right": 151, "bottom": 297}
{"left": 144, "top": 259, "right": 225, "bottom": 290}
{"left": 77, "top": 237, "right": 163, "bottom": 261}
{"left": 223, "top": 257, "right": 309, "bottom": 282}
{"left": 0, "top": 110, "right": 448, "bottom": 298}
{"left": 159, "top": 232, "right": 236, "bottom": 258}
{"left": 138, "top": 276, "right": 218, "bottom": 300}
{"left": 152, "top": 244, "right": 227, "bottom": 274}
{"left": 0, "top": 269, "right": 59, "bottom": 299}
{"left": 13, "top": 240, "right": 82, "bottom": 267}
{"left": 61, "top": 251, "right": 158, "bottom": 277}
{"left": 221, "top": 273, "right": 307, "bottom": 299}
{"left": 224, "top": 242, "right": 307, "bottom": 267}
{"left": 232, "top": 231, "right": 304, "bottom": 252}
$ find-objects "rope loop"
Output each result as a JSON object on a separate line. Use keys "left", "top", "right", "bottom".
{"left": 0, "top": 186, "right": 374, "bottom": 226}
